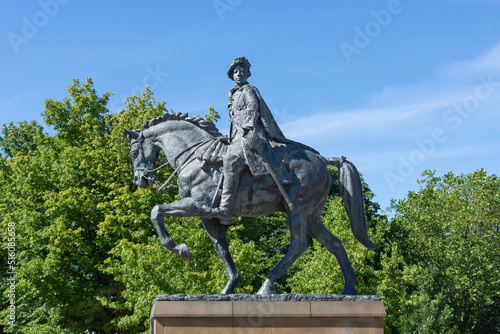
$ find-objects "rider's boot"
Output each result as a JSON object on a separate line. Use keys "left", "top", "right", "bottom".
{"left": 209, "top": 196, "right": 233, "bottom": 225}
{"left": 205, "top": 171, "right": 239, "bottom": 224}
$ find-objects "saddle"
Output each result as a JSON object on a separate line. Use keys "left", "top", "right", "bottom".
{"left": 194, "top": 137, "right": 297, "bottom": 185}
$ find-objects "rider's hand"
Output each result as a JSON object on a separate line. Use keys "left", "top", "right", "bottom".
{"left": 244, "top": 130, "right": 262, "bottom": 151}
{"left": 218, "top": 136, "right": 229, "bottom": 143}
{"left": 242, "top": 127, "right": 254, "bottom": 137}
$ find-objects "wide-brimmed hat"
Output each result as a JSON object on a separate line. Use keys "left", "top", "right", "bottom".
{"left": 227, "top": 56, "right": 252, "bottom": 80}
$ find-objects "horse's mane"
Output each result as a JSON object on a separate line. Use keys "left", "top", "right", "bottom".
{"left": 142, "top": 112, "right": 223, "bottom": 137}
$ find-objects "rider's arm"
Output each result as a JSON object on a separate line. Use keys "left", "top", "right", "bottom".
{"left": 241, "top": 88, "right": 260, "bottom": 136}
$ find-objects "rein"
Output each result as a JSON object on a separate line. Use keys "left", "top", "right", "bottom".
{"left": 140, "top": 138, "right": 213, "bottom": 194}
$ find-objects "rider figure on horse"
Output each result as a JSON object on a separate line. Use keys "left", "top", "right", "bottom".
{"left": 204, "top": 57, "right": 294, "bottom": 224}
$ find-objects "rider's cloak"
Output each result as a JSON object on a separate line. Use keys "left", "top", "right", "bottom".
{"left": 228, "top": 83, "right": 311, "bottom": 176}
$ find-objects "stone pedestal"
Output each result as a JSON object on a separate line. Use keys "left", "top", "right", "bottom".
{"left": 150, "top": 294, "right": 386, "bottom": 333}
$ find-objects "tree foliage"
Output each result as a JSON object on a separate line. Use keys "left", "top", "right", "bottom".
{"left": 1, "top": 78, "right": 498, "bottom": 333}
{"left": 0, "top": 78, "right": 169, "bottom": 333}
{"left": 380, "top": 169, "right": 500, "bottom": 333}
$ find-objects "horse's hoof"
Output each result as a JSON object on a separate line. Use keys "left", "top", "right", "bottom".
{"left": 220, "top": 287, "right": 235, "bottom": 294}
{"left": 221, "top": 275, "right": 240, "bottom": 294}
{"left": 176, "top": 243, "right": 194, "bottom": 261}
{"left": 340, "top": 287, "right": 357, "bottom": 295}
{"left": 256, "top": 279, "right": 276, "bottom": 295}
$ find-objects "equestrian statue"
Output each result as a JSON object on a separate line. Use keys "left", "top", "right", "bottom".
{"left": 125, "top": 57, "right": 376, "bottom": 295}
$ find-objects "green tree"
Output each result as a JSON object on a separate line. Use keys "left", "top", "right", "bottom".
{"left": 8, "top": 77, "right": 497, "bottom": 334}
{"left": 0, "top": 78, "right": 170, "bottom": 333}
{"left": 380, "top": 169, "right": 500, "bottom": 333}
{"left": 0, "top": 78, "right": 293, "bottom": 333}
{"left": 0, "top": 120, "right": 44, "bottom": 159}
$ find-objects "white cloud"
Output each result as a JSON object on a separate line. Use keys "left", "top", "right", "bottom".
{"left": 0, "top": 92, "right": 40, "bottom": 109}
{"left": 281, "top": 43, "right": 500, "bottom": 148}
{"left": 433, "top": 142, "right": 500, "bottom": 160}
{"left": 464, "top": 44, "right": 500, "bottom": 72}
{"left": 433, "top": 44, "right": 500, "bottom": 78}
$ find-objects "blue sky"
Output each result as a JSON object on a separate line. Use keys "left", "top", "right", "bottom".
{"left": 2, "top": 0, "right": 500, "bottom": 212}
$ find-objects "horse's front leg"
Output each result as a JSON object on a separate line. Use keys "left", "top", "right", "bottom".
{"left": 151, "top": 197, "right": 203, "bottom": 261}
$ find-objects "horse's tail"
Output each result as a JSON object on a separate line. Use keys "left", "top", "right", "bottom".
{"left": 324, "top": 157, "right": 377, "bottom": 249}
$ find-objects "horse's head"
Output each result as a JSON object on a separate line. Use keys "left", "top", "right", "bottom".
{"left": 125, "top": 128, "right": 159, "bottom": 189}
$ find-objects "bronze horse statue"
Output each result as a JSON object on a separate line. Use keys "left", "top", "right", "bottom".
{"left": 126, "top": 112, "right": 375, "bottom": 295}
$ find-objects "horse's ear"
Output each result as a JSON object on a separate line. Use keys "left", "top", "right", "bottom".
{"left": 124, "top": 128, "right": 140, "bottom": 141}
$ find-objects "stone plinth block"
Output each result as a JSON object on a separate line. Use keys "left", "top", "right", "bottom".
{"left": 150, "top": 294, "right": 386, "bottom": 333}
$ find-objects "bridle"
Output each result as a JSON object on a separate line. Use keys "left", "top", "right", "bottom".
{"left": 132, "top": 137, "right": 213, "bottom": 194}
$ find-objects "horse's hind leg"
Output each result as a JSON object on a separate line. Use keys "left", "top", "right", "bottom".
{"left": 201, "top": 218, "right": 241, "bottom": 294}
{"left": 257, "top": 209, "right": 309, "bottom": 295}
{"left": 307, "top": 217, "right": 358, "bottom": 295}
